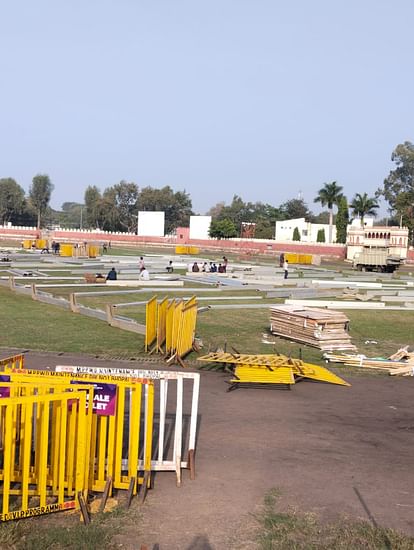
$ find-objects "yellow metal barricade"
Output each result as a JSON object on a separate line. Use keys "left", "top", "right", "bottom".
{"left": 145, "top": 296, "right": 158, "bottom": 352}
{"left": 156, "top": 298, "right": 168, "bottom": 353}
{"left": 3, "top": 370, "right": 155, "bottom": 499}
{"left": 285, "top": 253, "right": 312, "bottom": 265}
{"left": 0, "top": 354, "right": 24, "bottom": 371}
{"left": 228, "top": 365, "right": 295, "bottom": 390}
{"left": 176, "top": 304, "right": 197, "bottom": 358}
{"left": 175, "top": 246, "right": 199, "bottom": 255}
{"left": 146, "top": 295, "right": 198, "bottom": 362}
{"left": 60, "top": 243, "right": 74, "bottom": 257}
{"left": 0, "top": 388, "right": 91, "bottom": 521}
{"left": 87, "top": 244, "right": 99, "bottom": 258}
{"left": 171, "top": 300, "right": 184, "bottom": 355}
{"left": 197, "top": 352, "right": 350, "bottom": 386}
{"left": 165, "top": 299, "right": 175, "bottom": 354}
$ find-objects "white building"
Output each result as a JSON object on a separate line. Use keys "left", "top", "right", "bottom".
{"left": 275, "top": 218, "right": 335, "bottom": 243}
{"left": 346, "top": 221, "right": 409, "bottom": 260}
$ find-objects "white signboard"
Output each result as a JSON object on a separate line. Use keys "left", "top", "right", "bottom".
{"left": 138, "top": 211, "right": 165, "bottom": 237}
{"left": 189, "top": 215, "right": 211, "bottom": 240}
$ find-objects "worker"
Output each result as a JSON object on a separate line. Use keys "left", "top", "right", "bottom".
{"left": 166, "top": 261, "right": 174, "bottom": 273}
{"left": 106, "top": 267, "right": 117, "bottom": 281}
{"left": 283, "top": 259, "right": 289, "bottom": 279}
{"left": 192, "top": 262, "right": 200, "bottom": 273}
{"left": 222, "top": 256, "right": 228, "bottom": 273}
{"left": 138, "top": 256, "right": 145, "bottom": 270}
{"left": 139, "top": 267, "right": 150, "bottom": 280}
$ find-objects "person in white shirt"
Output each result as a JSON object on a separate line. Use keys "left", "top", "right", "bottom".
{"left": 283, "top": 260, "right": 289, "bottom": 279}
{"left": 139, "top": 267, "right": 150, "bottom": 280}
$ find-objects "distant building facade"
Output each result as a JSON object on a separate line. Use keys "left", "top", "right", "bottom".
{"left": 346, "top": 218, "right": 409, "bottom": 260}
{"left": 275, "top": 218, "right": 335, "bottom": 243}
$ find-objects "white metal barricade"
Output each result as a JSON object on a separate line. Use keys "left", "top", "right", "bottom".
{"left": 55, "top": 365, "right": 200, "bottom": 486}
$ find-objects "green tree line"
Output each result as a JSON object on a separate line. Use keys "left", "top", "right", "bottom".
{"left": 1, "top": 141, "right": 413, "bottom": 241}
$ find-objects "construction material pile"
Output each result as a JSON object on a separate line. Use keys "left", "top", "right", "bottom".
{"left": 198, "top": 352, "right": 350, "bottom": 390}
{"left": 270, "top": 305, "right": 356, "bottom": 351}
{"left": 324, "top": 346, "right": 414, "bottom": 376}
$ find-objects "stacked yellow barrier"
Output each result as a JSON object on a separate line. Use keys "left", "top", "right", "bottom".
{"left": 145, "top": 296, "right": 198, "bottom": 363}
{"left": 175, "top": 246, "right": 200, "bottom": 255}
{"left": 0, "top": 369, "right": 155, "bottom": 522}
{"left": 285, "top": 253, "right": 312, "bottom": 265}
{"left": 197, "top": 352, "right": 350, "bottom": 390}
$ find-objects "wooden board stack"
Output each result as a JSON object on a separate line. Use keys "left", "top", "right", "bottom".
{"left": 324, "top": 346, "right": 414, "bottom": 376}
{"left": 270, "top": 305, "right": 356, "bottom": 351}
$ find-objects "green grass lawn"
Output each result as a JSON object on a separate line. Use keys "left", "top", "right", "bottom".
{"left": 0, "top": 286, "right": 143, "bottom": 357}
{"left": 2, "top": 279, "right": 414, "bottom": 366}
{"left": 257, "top": 490, "right": 414, "bottom": 550}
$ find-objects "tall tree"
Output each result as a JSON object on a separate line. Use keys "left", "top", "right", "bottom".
{"left": 84, "top": 186, "right": 103, "bottom": 228}
{"left": 112, "top": 181, "right": 139, "bottom": 232}
{"left": 0, "top": 178, "right": 25, "bottom": 224}
{"left": 314, "top": 181, "right": 343, "bottom": 243}
{"left": 29, "top": 174, "right": 54, "bottom": 229}
{"left": 335, "top": 196, "right": 349, "bottom": 243}
{"left": 350, "top": 193, "right": 379, "bottom": 226}
{"left": 378, "top": 142, "right": 414, "bottom": 243}
{"left": 279, "top": 198, "right": 311, "bottom": 220}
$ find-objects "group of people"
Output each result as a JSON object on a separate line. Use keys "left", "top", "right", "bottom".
{"left": 191, "top": 256, "right": 229, "bottom": 274}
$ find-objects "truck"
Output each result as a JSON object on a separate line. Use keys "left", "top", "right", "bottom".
{"left": 352, "top": 248, "right": 403, "bottom": 273}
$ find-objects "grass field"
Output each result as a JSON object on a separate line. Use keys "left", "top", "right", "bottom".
{"left": 2, "top": 282, "right": 414, "bottom": 366}
{"left": 257, "top": 490, "right": 414, "bottom": 550}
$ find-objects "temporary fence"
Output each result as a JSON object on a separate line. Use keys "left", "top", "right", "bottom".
{"left": 175, "top": 246, "right": 199, "bottom": 255}
{"left": 54, "top": 365, "right": 200, "bottom": 487}
{"left": 0, "top": 354, "right": 24, "bottom": 371}
{"left": 197, "top": 352, "right": 350, "bottom": 389}
{"left": 0, "top": 369, "right": 155, "bottom": 521}
{"left": 0, "top": 385, "right": 91, "bottom": 521}
{"left": 145, "top": 296, "right": 158, "bottom": 352}
{"left": 285, "top": 253, "right": 313, "bottom": 265}
{"left": 145, "top": 296, "right": 198, "bottom": 364}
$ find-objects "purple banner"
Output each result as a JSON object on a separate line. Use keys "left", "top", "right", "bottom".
{"left": 71, "top": 381, "right": 117, "bottom": 416}
{"left": 0, "top": 375, "right": 10, "bottom": 398}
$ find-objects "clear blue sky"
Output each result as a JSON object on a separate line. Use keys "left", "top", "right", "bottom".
{"left": 1, "top": 0, "right": 413, "bottom": 216}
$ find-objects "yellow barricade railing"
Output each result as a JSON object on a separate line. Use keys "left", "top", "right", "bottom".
{"left": 156, "top": 298, "right": 168, "bottom": 353}
{"left": 0, "top": 370, "right": 155, "bottom": 520}
{"left": 0, "top": 388, "right": 91, "bottom": 521}
{"left": 145, "top": 296, "right": 198, "bottom": 364}
{"left": 0, "top": 354, "right": 24, "bottom": 371}
{"left": 145, "top": 296, "right": 158, "bottom": 352}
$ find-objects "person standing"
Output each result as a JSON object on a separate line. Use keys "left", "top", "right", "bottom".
{"left": 283, "top": 259, "right": 289, "bottom": 279}
{"left": 138, "top": 256, "right": 145, "bottom": 270}
{"left": 222, "top": 256, "right": 228, "bottom": 273}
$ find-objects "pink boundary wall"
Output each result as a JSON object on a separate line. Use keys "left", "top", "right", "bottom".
{"left": 0, "top": 225, "right": 347, "bottom": 258}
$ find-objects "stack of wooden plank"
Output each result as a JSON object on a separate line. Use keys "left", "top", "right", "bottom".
{"left": 270, "top": 305, "right": 356, "bottom": 351}
{"left": 324, "top": 347, "right": 414, "bottom": 376}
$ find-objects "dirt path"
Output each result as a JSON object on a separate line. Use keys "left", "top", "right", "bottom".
{"left": 2, "top": 349, "right": 414, "bottom": 549}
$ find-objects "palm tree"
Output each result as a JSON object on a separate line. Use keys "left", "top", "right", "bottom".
{"left": 314, "top": 181, "right": 343, "bottom": 243}
{"left": 350, "top": 193, "right": 379, "bottom": 226}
